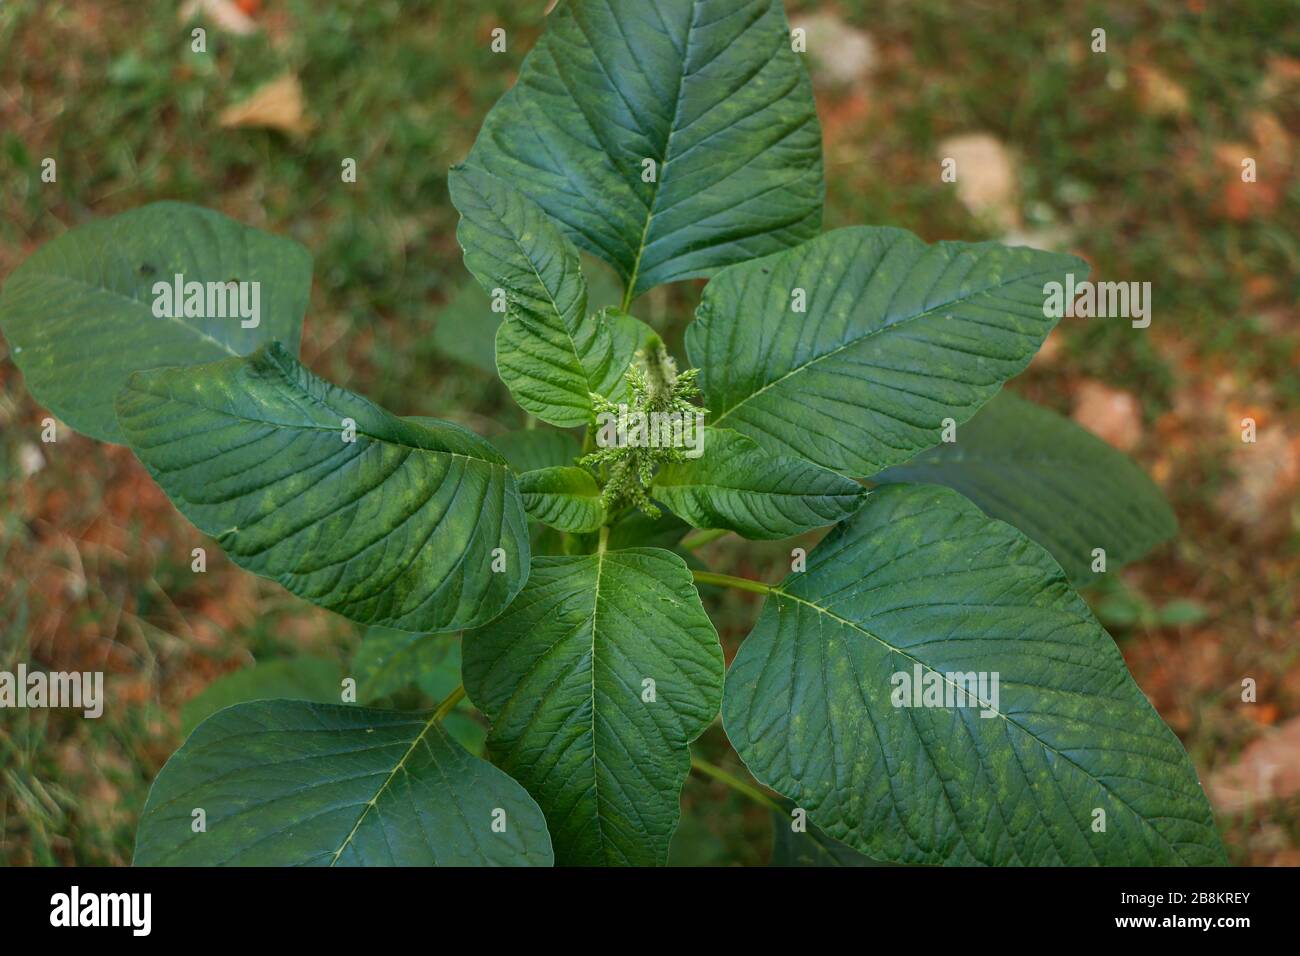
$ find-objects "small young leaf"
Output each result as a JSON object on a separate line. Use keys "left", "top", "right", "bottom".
{"left": 517, "top": 465, "right": 606, "bottom": 533}
{"left": 450, "top": 165, "right": 644, "bottom": 426}
{"left": 873, "top": 391, "right": 1178, "bottom": 584}
{"left": 463, "top": 549, "right": 725, "bottom": 866}
{"left": 652, "top": 427, "right": 865, "bottom": 539}
{"left": 0, "top": 201, "right": 311, "bottom": 443}
{"left": 723, "top": 484, "right": 1225, "bottom": 866}
{"left": 466, "top": 0, "right": 824, "bottom": 300}
{"left": 115, "top": 342, "right": 529, "bottom": 633}
{"left": 134, "top": 701, "right": 553, "bottom": 866}
{"left": 688, "top": 227, "right": 1084, "bottom": 476}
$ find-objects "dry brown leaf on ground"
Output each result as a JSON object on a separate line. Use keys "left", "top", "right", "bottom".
{"left": 1215, "top": 423, "right": 1300, "bottom": 532}
{"left": 1028, "top": 327, "right": 1064, "bottom": 369}
{"left": 1249, "top": 110, "right": 1293, "bottom": 168}
{"left": 1261, "top": 55, "right": 1300, "bottom": 99}
{"left": 1001, "top": 223, "right": 1075, "bottom": 254}
{"left": 18, "top": 442, "right": 44, "bottom": 477}
{"left": 179, "top": 0, "right": 259, "bottom": 36}
{"left": 789, "top": 12, "right": 877, "bottom": 88}
{"left": 1209, "top": 715, "right": 1300, "bottom": 813}
{"left": 1213, "top": 141, "right": 1283, "bottom": 221}
{"left": 1132, "top": 64, "right": 1191, "bottom": 118}
{"left": 218, "top": 73, "right": 313, "bottom": 138}
{"left": 936, "top": 133, "right": 1020, "bottom": 231}
{"left": 1072, "top": 379, "right": 1144, "bottom": 451}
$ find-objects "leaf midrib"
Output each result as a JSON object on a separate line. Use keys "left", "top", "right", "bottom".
{"left": 23, "top": 271, "right": 242, "bottom": 357}
{"left": 329, "top": 712, "right": 441, "bottom": 865}
{"left": 708, "top": 262, "right": 1064, "bottom": 425}
{"left": 616, "top": 0, "right": 698, "bottom": 303}
{"left": 588, "top": 550, "right": 609, "bottom": 862}
{"left": 770, "top": 586, "right": 1199, "bottom": 863}
{"left": 124, "top": 383, "right": 504, "bottom": 468}
{"left": 464, "top": 172, "right": 598, "bottom": 402}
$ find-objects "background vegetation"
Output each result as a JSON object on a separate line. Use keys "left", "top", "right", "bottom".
{"left": 1, "top": 0, "right": 1296, "bottom": 865}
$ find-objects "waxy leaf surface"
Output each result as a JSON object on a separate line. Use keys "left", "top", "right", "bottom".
{"left": 135, "top": 701, "right": 553, "bottom": 866}
{"left": 464, "top": 549, "right": 724, "bottom": 865}
{"left": 688, "top": 227, "right": 1083, "bottom": 475}
{"left": 116, "top": 342, "right": 529, "bottom": 633}
{"left": 724, "top": 484, "right": 1224, "bottom": 865}
{"left": 0, "top": 201, "right": 310, "bottom": 443}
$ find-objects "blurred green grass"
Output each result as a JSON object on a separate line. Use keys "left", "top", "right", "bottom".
{"left": 1, "top": 0, "right": 1297, "bottom": 865}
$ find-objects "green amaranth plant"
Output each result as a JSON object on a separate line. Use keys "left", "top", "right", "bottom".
{"left": 0, "top": 0, "right": 1223, "bottom": 867}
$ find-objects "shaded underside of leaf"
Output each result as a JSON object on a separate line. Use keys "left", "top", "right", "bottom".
{"left": 430, "top": 280, "right": 501, "bottom": 375}
{"left": 134, "top": 701, "right": 553, "bottom": 866}
{"left": 769, "top": 801, "right": 880, "bottom": 867}
{"left": 354, "top": 628, "right": 463, "bottom": 704}
{"left": 0, "top": 201, "right": 311, "bottom": 443}
{"left": 180, "top": 657, "right": 342, "bottom": 738}
{"left": 687, "top": 226, "right": 1085, "bottom": 476}
{"left": 463, "top": 549, "right": 724, "bottom": 865}
{"left": 466, "top": 0, "right": 825, "bottom": 299}
{"left": 492, "top": 428, "right": 581, "bottom": 473}
{"left": 872, "top": 390, "right": 1178, "bottom": 584}
{"left": 723, "top": 483, "right": 1224, "bottom": 866}
{"left": 353, "top": 629, "right": 486, "bottom": 754}
{"left": 115, "top": 341, "right": 529, "bottom": 633}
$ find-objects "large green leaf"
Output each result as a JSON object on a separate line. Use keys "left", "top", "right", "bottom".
{"left": 115, "top": 342, "right": 529, "bottom": 633}
{"left": 450, "top": 165, "right": 648, "bottom": 426}
{"left": 723, "top": 484, "right": 1224, "bottom": 866}
{"left": 0, "top": 202, "right": 311, "bottom": 444}
{"left": 463, "top": 549, "right": 724, "bottom": 865}
{"left": 518, "top": 466, "right": 606, "bottom": 533}
{"left": 652, "top": 427, "right": 865, "bottom": 539}
{"left": 180, "top": 657, "right": 343, "bottom": 738}
{"left": 134, "top": 701, "right": 553, "bottom": 866}
{"left": 466, "top": 0, "right": 824, "bottom": 301}
{"left": 872, "top": 391, "right": 1177, "bottom": 585}
{"left": 687, "top": 227, "right": 1084, "bottom": 476}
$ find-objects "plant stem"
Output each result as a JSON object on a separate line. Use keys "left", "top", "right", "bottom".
{"left": 433, "top": 685, "right": 465, "bottom": 722}
{"left": 681, "top": 527, "right": 730, "bottom": 551}
{"left": 690, "top": 754, "right": 783, "bottom": 813}
{"left": 691, "top": 569, "right": 772, "bottom": 595}
{"left": 597, "top": 525, "right": 609, "bottom": 554}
